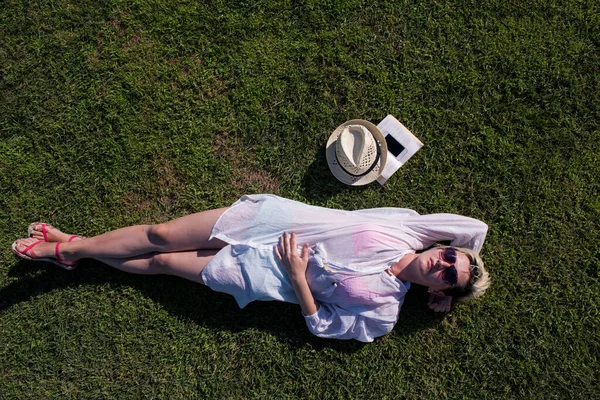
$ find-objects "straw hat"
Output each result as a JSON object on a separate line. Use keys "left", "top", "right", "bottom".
{"left": 326, "top": 119, "right": 387, "bottom": 186}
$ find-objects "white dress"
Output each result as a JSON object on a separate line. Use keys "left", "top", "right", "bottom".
{"left": 201, "top": 194, "right": 488, "bottom": 342}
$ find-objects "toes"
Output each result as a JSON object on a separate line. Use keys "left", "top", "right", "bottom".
{"left": 29, "top": 222, "right": 53, "bottom": 233}
{"left": 14, "top": 238, "right": 35, "bottom": 251}
{"left": 29, "top": 231, "right": 48, "bottom": 242}
{"left": 28, "top": 222, "right": 42, "bottom": 233}
{"left": 27, "top": 222, "right": 65, "bottom": 242}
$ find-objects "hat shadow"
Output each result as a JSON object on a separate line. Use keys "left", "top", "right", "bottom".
{"left": 2, "top": 259, "right": 443, "bottom": 350}
{"left": 299, "top": 145, "right": 389, "bottom": 202}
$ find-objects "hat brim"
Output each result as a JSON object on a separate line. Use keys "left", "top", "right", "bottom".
{"left": 326, "top": 119, "right": 388, "bottom": 186}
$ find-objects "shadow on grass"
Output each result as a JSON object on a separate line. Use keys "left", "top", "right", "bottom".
{"left": 2, "top": 259, "right": 444, "bottom": 351}
{"left": 299, "top": 146, "right": 391, "bottom": 203}
{"left": 299, "top": 146, "right": 349, "bottom": 200}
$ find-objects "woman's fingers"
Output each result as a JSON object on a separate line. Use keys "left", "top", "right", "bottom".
{"left": 276, "top": 235, "right": 284, "bottom": 259}
{"left": 428, "top": 293, "right": 451, "bottom": 312}
{"left": 282, "top": 232, "right": 298, "bottom": 257}
{"left": 275, "top": 232, "right": 307, "bottom": 262}
{"left": 289, "top": 232, "right": 297, "bottom": 253}
{"left": 301, "top": 243, "right": 310, "bottom": 261}
{"left": 431, "top": 299, "right": 450, "bottom": 312}
{"left": 274, "top": 244, "right": 282, "bottom": 260}
{"left": 283, "top": 232, "right": 291, "bottom": 255}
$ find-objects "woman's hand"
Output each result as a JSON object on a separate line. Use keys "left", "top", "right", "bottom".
{"left": 274, "top": 232, "right": 310, "bottom": 281}
{"left": 274, "top": 232, "right": 319, "bottom": 316}
{"left": 428, "top": 290, "right": 453, "bottom": 313}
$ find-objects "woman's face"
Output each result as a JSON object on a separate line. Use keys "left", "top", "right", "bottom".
{"left": 410, "top": 247, "right": 471, "bottom": 291}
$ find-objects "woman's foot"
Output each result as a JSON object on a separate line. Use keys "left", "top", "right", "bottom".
{"left": 28, "top": 222, "right": 84, "bottom": 243}
{"left": 12, "top": 237, "right": 78, "bottom": 270}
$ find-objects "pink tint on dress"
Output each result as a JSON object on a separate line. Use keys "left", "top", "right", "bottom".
{"left": 337, "top": 276, "right": 375, "bottom": 302}
{"left": 351, "top": 224, "right": 405, "bottom": 257}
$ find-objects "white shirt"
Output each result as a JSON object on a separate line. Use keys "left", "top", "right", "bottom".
{"left": 203, "top": 194, "right": 488, "bottom": 342}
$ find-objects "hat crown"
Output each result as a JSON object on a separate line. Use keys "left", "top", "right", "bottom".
{"left": 335, "top": 125, "right": 378, "bottom": 175}
{"left": 326, "top": 119, "right": 387, "bottom": 186}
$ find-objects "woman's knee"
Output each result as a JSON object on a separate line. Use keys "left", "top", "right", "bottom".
{"left": 147, "top": 223, "right": 172, "bottom": 248}
{"left": 149, "top": 252, "right": 173, "bottom": 272}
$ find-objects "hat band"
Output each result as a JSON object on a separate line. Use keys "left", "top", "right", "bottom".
{"left": 335, "top": 140, "right": 382, "bottom": 178}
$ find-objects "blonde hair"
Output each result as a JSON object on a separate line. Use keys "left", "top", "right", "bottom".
{"left": 435, "top": 244, "right": 491, "bottom": 301}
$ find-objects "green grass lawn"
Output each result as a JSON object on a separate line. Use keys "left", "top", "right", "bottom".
{"left": 1, "top": 0, "right": 598, "bottom": 397}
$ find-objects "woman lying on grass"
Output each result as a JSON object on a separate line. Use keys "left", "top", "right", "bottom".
{"left": 12, "top": 194, "right": 490, "bottom": 342}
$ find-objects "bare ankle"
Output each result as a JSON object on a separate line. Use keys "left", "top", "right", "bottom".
{"left": 58, "top": 242, "right": 79, "bottom": 262}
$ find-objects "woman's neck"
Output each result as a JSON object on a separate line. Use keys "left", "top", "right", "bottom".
{"left": 391, "top": 252, "right": 417, "bottom": 280}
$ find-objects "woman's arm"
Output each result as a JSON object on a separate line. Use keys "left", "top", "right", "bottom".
{"left": 405, "top": 214, "right": 489, "bottom": 253}
{"left": 274, "top": 232, "right": 319, "bottom": 316}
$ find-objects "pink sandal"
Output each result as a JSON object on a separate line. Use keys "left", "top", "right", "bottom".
{"left": 27, "top": 222, "right": 84, "bottom": 243}
{"left": 12, "top": 240, "right": 78, "bottom": 270}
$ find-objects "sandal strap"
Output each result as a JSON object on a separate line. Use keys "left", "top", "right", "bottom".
{"left": 41, "top": 224, "right": 49, "bottom": 242}
{"left": 55, "top": 242, "right": 63, "bottom": 262}
{"left": 22, "top": 240, "right": 43, "bottom": 257}
{"left": 67, "top": 235, "right": 83, "bottom": 242}
{"left": 55, "top": 242, "right": 76, "bottom": 266}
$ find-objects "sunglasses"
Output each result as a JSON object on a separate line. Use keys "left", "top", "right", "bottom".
{"left": 440, "top": 248, "right": 458, "bottom": 286}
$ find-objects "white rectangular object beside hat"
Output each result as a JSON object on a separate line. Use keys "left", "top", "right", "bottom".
{"left": 376, "top": 115, "right": 423, "bottom": 185}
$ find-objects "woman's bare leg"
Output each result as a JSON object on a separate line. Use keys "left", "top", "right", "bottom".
{"left": 14, "top": 207, "right": 230, "bottom": 262}
{"left": 95, "top": 250, "right": 219, "bottom": 285}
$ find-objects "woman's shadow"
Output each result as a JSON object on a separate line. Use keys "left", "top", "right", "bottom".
{"left": 2, "top": 258, "right": 446, "bottom": 351}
